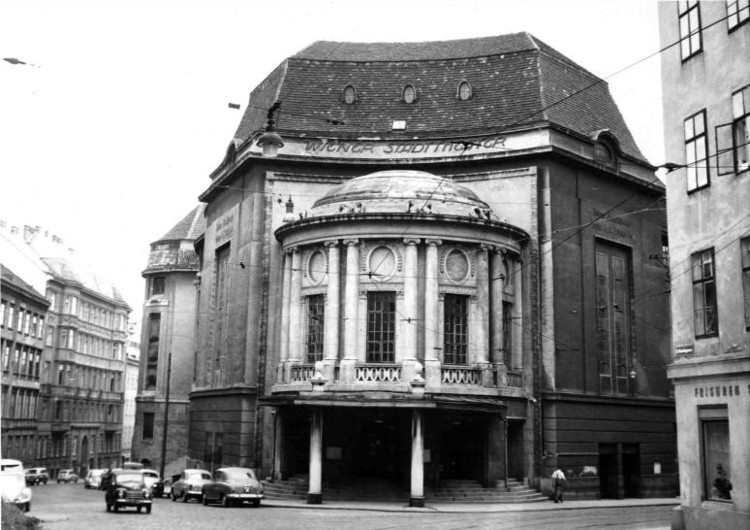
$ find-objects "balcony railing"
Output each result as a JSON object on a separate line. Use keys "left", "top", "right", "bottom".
{"left": 441, "top": 366, "right": 483, "bottom": 385}
{"left": 355, "top": 364, "right": 402, "bottom": 383}
{"left": 507, "top": 370, "right": 523, "bottom": 388}
{"left": 290, "top": 364, "right": 315, "bottom": 383}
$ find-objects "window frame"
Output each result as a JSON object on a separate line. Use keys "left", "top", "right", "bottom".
{"left": 342, "top": 85, "right": 357, "bottom": 105}
{"left": 732, "top": 85, "right": 750, "bottom": 174}
{"left": 685, "top": 110, "right": 711, "bottom": 192}
{"left": 699, "top": 406, "right": 732, "bottom": 502}
{"left": 150, "top": 276, "right": 166, "bottom": 296}
{"left": 678, "top": 1, "right": 703, "bottom": 61}
{"left": 741, "top": 237, "right": 750, "bottom": 329}
{"left": 692, "top": 248, "right": 719, "bottom": 338}
{"left": 443, "top": 293, "right": 468, "bottom": 365}
{"left": 366, "top": 291, "right": 396, "bottom": 363}
{"left": 402, "top": 84, "right": 417, "bottom": 104}
{"left": 305, "top": 294, "right": 325, "bottom": 364}
{"left": 143, "top": 412, "right": 154, "bottom": 440}
{"left": 727, "top": 0, "right": 750, "bottom": 32}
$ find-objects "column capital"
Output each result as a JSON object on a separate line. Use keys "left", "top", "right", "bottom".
{"left": 286, "top": 246, "right": 301, "bottom": 255}
{"left": 342, "top": 239, "right": 360, "bottom": 247}
{"left": 479, "top": 244, "right": 494, "bottom": 252}
{"left": 324, "top": 240, "right": 339, "bottom": 248}
{"left": 403, "top": 238, "right": 421, "bottom": 246}
{"left": 425, "top": 239, "right": 443, "bottom": 247}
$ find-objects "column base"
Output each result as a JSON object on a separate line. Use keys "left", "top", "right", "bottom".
{"left": 307, "top": 493, "right": 323, "bottom": 504}
{"left": 409, "top": 497, "right": 425, "bottom": 507}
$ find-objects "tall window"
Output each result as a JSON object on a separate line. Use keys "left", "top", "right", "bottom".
{"left": 213, "top": 245, "right": 230, "bottom": 378}
{"left": 0, "top": 301, "right": 5, "bottom": 328}
{"left": 596, "top": 242, "right": 632, "bottom": 395}
{"left": 678, "top": 1, "right": 702, "bottom": 60}
{"left": 366, "top": 292, "right": 396, "bottom": 363}
{"left": 685, "top": 110, "right": 710, "bottom": 191}
{"left": 741, "top": 237, "right": 750, "bottom": 328}
{"left": 443, "top": 294, "right": 468, "bottom": 365}
{"left": 142, "top": 412, "right": 154, "bottom": 439}
{"left": 700, "top": 407, "right": 732, "bottom": 501}
{"left": 727, "top": 0, "right": 750, "bottom": 30}
{"left": 692, "top": 249, "right": 718, "bottom": 337}
{"left": 145, "top": 313, "right": 161, "bottom": 389}
{"left": 732, "top": 85, "right": 750, "bottom": 172}
{"left": 306, "top": 295, "right": 325, "bottom": 364}
{"left": 150, "top": 276, "right": 166, "bottom": 296}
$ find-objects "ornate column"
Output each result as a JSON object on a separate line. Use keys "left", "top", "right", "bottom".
{"left": 279, "top": 250, "right": 293, "bottom": 383}
{"left": 474, "top": 245, "right": 491, "bottom": 366}
{"left": 424, "top": 240, "right": 441, "bottom": 387}
{"left": 307, "top": 409, "right": 324, "bottom": 504}
{"left": 323, "top": 241, "right": 340, "bottom": 381}
{"left": 490, "top": 248, "right": 507, "bottom": 386}
{"left": 340, "top": 239, "right": 359, "bottom": 382}
{"left": 286, "top": 248, "right": 303, "bottom": 381}
{"left": 410, "top": 409, "right": 425, "bottom": 507}
{"left": 402, "top": 239, "right": 420, "bottom": 382}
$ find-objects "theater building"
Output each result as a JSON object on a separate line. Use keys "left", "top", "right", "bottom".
{"left": 190, "top": 33, "right": 676, "bottom": 504}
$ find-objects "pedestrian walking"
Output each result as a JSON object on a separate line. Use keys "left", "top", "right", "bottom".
{"left": 552, "top": 466, "right": 567, "bottom": 503}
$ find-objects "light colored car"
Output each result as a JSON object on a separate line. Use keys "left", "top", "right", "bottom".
{"left": 57, "top": 469, "right": 79, "bottom": 483}
{"left": 84, "top": 469, "right": 105, "bottom": 489}
{"left": 171, "top": 469, "right": 211, "bottom": 503}
{"left": 201, "top": 467, "right": 263, "bottom": 507}
{"left": 142, "top": 469, "right": 160, "bottom": 492}
{"left": 25, "top": 467, "right": 49, "bottom": 485}
{"left": 0, "top": 459, "right": 32, "bottom": 512}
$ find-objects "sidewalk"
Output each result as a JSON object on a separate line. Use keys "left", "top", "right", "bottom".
{"left": 262, "top": 496, "right": 680, "bottom": 514}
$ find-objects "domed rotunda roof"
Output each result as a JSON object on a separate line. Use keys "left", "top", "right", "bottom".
{"left": 310, "top": 170, "right": 493, "bottom": 218}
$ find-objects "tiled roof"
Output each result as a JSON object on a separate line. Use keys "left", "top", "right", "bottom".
{"left": 156, "top": 204, "right": 206, "bottom": 242}
{"left": 233, "top": 33, "right": 646, "bottom": 162}
{"left": 0, "top": 263, "right": 48, "bottom": 303}
{"left": 41, "top": 257, "right": 127, "bottom": 304}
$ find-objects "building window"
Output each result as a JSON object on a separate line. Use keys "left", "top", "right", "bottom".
{"left": 732, "top": 85, "right": 750, "bottom": 172}
{"left": 145, "top": 313, "right": 161, "bottom": 390}
{"left": 213, "top": 245, "right": 230, "bottom": 380}
{"left": 699, "top": 407, "right": 732, "bottom": 501}
{"left": 742, "top": 237, "right": 750, "bottom": 328}
{"left": 305, "top": 294, "right": 325, "bottom": 364}
{"left": 692, "top": 249, "right": 718, "bottom": 337}
{"left": 727, "top": 0, "right": 750, "bottom": 30}
{"left": 366, "top": 292, "right": 396, "bottom": 363}
{"left": 402, "top": 84, "right": 417, "bottom": 104}
{"left": 685, "top": 110, "right": 710, "bottom": 191}
{"left": 678, "top": 1, "right": 702, "bottom": 61}
{"left": 0, "top": 301, "right": 5, "bottom": 327}
{"left": 443, "top": 294, "right": 468, "bottom": 365}
{"left": 143, "top": 412, "right": 154, "bottom": 439}
{"left": 150, "top": 276, "right": 166, "bottom": 296}
{"left": 342, "top": 85, "right": 357, "bottom": 105}
{"left": 596, "top": 242, "right": 632, "bottom": 395}
{"left": 457, "top": 80, "right": 473, "bottom": 101}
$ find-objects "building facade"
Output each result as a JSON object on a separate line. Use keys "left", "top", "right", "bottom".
{"left": 121, "top": 322, "right": 140, "bottom": 463}
{"left": 132, "top": 206, "right": 204, "bottom": 475}
{"left": 659, "top": 2, "right": 750, "bottom": 529}
{"left": 189, "top": 33, "right": 676, "bottom": 504}
{"left": 0, "top": 224, "right": 130, "bottom": 478}
{"left": 1, "top": 265, "right": 50, "bottom": 467}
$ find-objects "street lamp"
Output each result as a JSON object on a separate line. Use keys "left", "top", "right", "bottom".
{"left": 256, "top": 101, "right": 284, "bottom": 158}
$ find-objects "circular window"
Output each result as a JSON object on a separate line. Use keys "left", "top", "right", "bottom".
{"left": 368, "top": 246, "right": 396, "bottom": 280}
{"left": 343, "top": 85, "right": 356, "bottom": 105}
{"left": 458, "top": 81, "right": 472, "bottom": 101}
{"left": 308, "top": 250, "right": 327, "bottom": 284}
{"left": 403, "top": 85, "right": 416, "bottom": 104}
{"left": 445, "top": 249, "right": 470, "bottom": 283}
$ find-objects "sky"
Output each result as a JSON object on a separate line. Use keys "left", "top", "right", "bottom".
{"left": 0, "top": 0, "right": 666, "bottom": 324}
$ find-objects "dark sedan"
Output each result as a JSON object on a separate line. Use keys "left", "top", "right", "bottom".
{"left": 201, "top": 467, "right": 263, "bottom": 507}
{"left": 104, "top": 469, "right": 153, "bottom": 514}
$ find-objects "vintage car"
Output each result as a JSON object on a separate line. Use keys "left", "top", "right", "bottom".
{"left": 0, "top": 459, "right": 32, "bottom": 512}
{"left": 171, "top": 469, "right": 211, "bottom": 503}
{"left": 201, "top": 467, "right": 263, "bottom": 507}
{"left": 104, "top": 469, "right": 152, "bottom": 514}
{"left": 24, "top": 467, "right": 49, "bottom": 485}
{"left": 141, "top": 469, "right": 160, "bottom": 492}
{"left": 84, "top": 469, "right": 105, "bottom": 489}
{"left": 153, "top": 475, "right": 178, "bottom": 498}
{"left": 57, "top": 469, "right": 79, "bottom": 483}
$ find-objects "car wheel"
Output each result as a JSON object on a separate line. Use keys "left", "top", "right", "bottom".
{"left": 181, "top": 492, "right": 188, "bottom": 503}
{"left": 146, "top": 505, "right": 152, "bottom": 514}
{"left": 221, "top": 495, "right": 231, "bottom": 508}
{"left": 171, "top": 491, "right": 177, "bottom": 502}
{"left": 137, "top": 506, "right": 142, "bottom": 513}
{"left": 202, "top": 493, "right": 209, "bottom": 506}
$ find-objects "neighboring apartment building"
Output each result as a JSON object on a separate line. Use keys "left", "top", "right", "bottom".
{"left": 1, "top": 264, "right": 50, "bottom": 466}
{"left": 0, "top": 224, "right": 130, "bottom": 478}
{"left": 186, "top": 33, "right": 676, "bottom": 504}
{"left": 132, "top": 206, "right": 204, "bottom": 475}
{"left": 659, "top": 2, "right": 750, "bottom": 529}
{"left": 121, "top": 322, "right": 140, "bottom": 463}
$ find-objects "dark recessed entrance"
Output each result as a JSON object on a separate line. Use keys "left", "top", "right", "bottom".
{"left": 440, "top": 417, "right": 484, "bottom": 480}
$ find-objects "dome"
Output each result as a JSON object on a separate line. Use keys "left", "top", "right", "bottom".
{"left": 310, "top": 170, "right": 493, "bottom": 218}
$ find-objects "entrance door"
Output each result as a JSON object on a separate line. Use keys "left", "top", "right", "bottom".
{"left": 622, "top": 444, "right": 640, "bottom": 498}
{"left": 599, "top": 443, "right": 618, "bottom": 499}
{"left": 441, "top": 420, "right": 482, "bottom": 480}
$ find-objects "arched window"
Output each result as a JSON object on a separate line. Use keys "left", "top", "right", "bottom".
{"left": 595, "top": 142, "right": 613, "bottom": 162}
{"left": 457, "top": 80, "right": 473, "bottom": 101}
{"left": 342, "top": 85, "right": 357, "bottom": 104}
{"left": 403, "top": 84, "right": 417, "bottom": 104}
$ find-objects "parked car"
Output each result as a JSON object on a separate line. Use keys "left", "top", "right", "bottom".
{"left": 84, "top": 469, "right": 105, "bottom": 489}
{"left": 122, "top": 462, "right": 144, "bottom": 471}
{"left": 201, "top": 467, "right": 263, "bottom": 507}
{"left": 57, "top": 469, "right": 79, "bottom": 484}
{"left": 141, "top": 469, "right": 160, "bottom": 492}
{"left": 104, "top": 468, "right": 152, "bottom": 514}
{"left": 24, "top": 467, "right": 49, "bottom": 485}
{"left": 153, "top": 475, "right": 177, "bottom": 498}
{"left": 0, "top": 459, "right": 32, "bottom": 512}
{"left": 171, "top": 469, "right": 211, "bottom": 503}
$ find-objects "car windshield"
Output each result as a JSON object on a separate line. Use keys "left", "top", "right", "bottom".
{"left": 115, "top": 473, "right": 145, "bottom": 486}
{"left": 225, "top": 470, "right": 257, "bottom": 483}
{"left": 186, "top": 471, "right": 211, "bottom": 480}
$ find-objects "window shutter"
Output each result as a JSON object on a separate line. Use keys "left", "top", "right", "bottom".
{"left": 715, "top": 123, "right": 734, "bottom": 175}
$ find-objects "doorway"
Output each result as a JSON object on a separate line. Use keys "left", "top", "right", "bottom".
{"left": 599, "top": 443, "right": 618, "bottom": 499}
